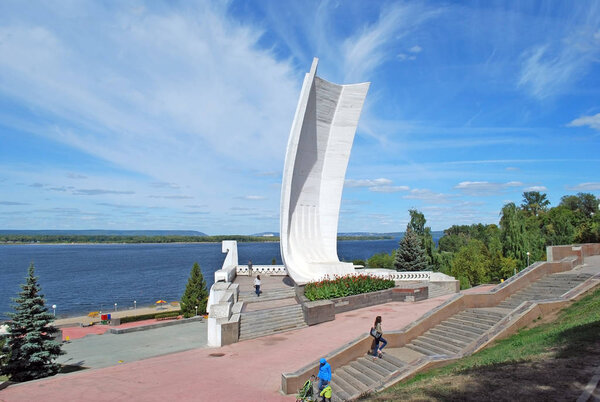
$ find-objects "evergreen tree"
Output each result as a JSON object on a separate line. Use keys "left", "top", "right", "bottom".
{"left": 394, "top": 228, "right": 429, "bottom": 271}
{"left": 180, "top": 262, "right": 208, "bottom": 318}
{"left": 408, "top": 209, "right": 438, "bottom": 269}
{"left": 2, "top": 263, "right": 62, "bottom": 382}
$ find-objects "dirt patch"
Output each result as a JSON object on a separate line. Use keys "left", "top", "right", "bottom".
{"left": 367, "top": 341, "right": 600, "bottom": 401}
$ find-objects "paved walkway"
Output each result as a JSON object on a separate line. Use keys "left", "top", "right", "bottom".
{"left": 57, "top": 320, "right": 207, "bottom": 369}
{"left": 0, "top": 291, "right": 470, "bottom": 401}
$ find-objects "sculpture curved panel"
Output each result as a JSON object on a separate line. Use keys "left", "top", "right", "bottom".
{"left": 280, "top": 58, "right": 370, "bottom": 284}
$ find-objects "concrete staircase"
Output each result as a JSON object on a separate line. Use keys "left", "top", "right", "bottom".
{"left": 321, "top": 270, "right": 594, "bottom": 400}
{"left": 405, "top": 308, "right": 506, "bottom": 357}
{"left": 239, "top": 304, "right": 307, "bottom": 341}
{"left": 497, "top": 272, "right": 591, "bottom": 309}
{"left": 238, "top": 286, "right": 296, "bottom": 303}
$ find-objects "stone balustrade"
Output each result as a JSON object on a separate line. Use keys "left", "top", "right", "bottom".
{"left": 236, "top": 265, "right": 287, "bottom": 276}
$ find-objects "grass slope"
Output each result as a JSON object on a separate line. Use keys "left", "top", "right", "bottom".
{"left": 365, "top": 287, "right": 600, "bottom": 401}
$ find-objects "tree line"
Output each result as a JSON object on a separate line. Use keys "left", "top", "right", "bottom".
{"left": 0, "top": 234, "right": 392, "bottom": 244}
{"left": 363, "top": 192, "right": 600, "bottom": 289}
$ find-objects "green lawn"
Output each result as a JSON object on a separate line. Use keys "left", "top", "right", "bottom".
{"left": 365, "top": 287, "right": 600, "bottom": 401}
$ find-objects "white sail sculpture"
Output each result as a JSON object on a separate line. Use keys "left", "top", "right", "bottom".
{"left": 280, "top": 58, "right": 370, "bottom": 285}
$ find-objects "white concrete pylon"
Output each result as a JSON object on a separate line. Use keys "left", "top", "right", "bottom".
{"left": 280, "top": 58, "right": 370, "bottom": 285}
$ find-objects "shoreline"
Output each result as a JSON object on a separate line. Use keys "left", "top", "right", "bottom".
{"left": 0, "top": 238, "right": 393, "bottom": 246}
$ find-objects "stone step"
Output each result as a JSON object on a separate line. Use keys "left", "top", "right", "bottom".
{"left": 357, "top": 356, "right": 395, "bottom": 377}
{"left": 240, "top": 314, "right": 304, "bottom": 332}
{"left": 418, "top": 334, "right": 464, "bottom": 353}
{"left": 238, "top": 288, "right": 296, "bottom": 303}
{"left": 428, "top": 327, "right": 476, "bottom": 345}
{"left": 344, "top": 365, "right": 377, "bottom": 387}
{"left": 331, "top": 369, "right": 363, "bottom": 398}
{"left": 453, "top": 312, "right": 500, "bottom": 327}
{"left": 329, "top": 380, "right": 351, "bottom": 402}
{"left": 336, "top": 367, "right": 370, "bottom": 395}
{"left": 350, "top": 360, "right": 383, "bottom": 383}
{"left": 462, "top": 308, "right": 506, "bottom": 321}
{"left": 411, "top": 338, "right": 456, "bottom": 356}
{"left": 379, "top": 352, "right": 407, "bottom": 369}
{"left": 241, "top": 304, "right": 302, "bottom": 318}
{"left": 238, "top": 322, "right": 307, "bottom": 340}
{"left": 406, "top": 342, "right": 440, "bottom": 357}
{"left": 435, "top": 323, "right": 482, "bottom": 340}
{"left": 445, "top": 317, "right": 491, "bottom": 332}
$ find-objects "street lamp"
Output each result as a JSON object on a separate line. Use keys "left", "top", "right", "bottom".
{"left": 195, "top": 306, "right": 198, "bottom": 316}
{"left": 114, "top": 303, "right": 118, "bottom": 312}
{"left": 52, "top": 304, "right": 56, "bottom": 317}
{"left": 527, "top": 251, "right": 530, "bottom": 267}
{"left": 134, "top": 300, "right": 137, "bottom": 310}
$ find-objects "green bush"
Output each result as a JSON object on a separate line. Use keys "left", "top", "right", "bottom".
{"left": 304, "top": 274, "right": 395, "bottom": 301}
{"left": 119, "top": 313, "right": 158, "bottom": 324}
{"left": 155, "top": 311, "right": 181, "bottom": 319}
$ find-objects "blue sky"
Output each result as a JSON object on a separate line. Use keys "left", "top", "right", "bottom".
{"left": 0, "top": 1, "right": 599, "bottom": 234}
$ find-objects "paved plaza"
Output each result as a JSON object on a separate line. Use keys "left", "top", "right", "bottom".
{"left": 0, "top": 292, "right": 466, "bottom": 401}
{"left": 57, "top": 320, "right": 207, "bottom": 369}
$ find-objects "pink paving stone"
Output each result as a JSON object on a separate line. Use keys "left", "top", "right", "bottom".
{"left": 1, "top": 291, "right": 486, "bottom": 402}
{"left": 61, "top": 319, "right": 169, "bottom": 341}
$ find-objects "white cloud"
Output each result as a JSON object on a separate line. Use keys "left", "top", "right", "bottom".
{"left": 342, "top": 4, "right": 439, "bottom": 81}
{"left": 369, "top": 185, "right": 410, "bottom": 193}
{"left": 345, "top": 178, "right": 393, "bottom": 188}
{"left": 409, "top": 45, "right": 422, "bottom": 53}
{"left": 0, "top": 2, "right": 298, "bottom": 202}
{"left": 345, "top": 178, "right": 409, "bottom": 193}
{"left": 403, "top": 189, "right": 452, "bottom": 203}
{"left": 568, "top": 182, "right": 600, "bottom": 191}
{"left": 454, "top": 181, "right": 523, "bottom": 196}
{"left": 568, "top": 113, "right": 600, "bottom": 131}
{"left": 517, "top": 6, "right": 600, "bottom": 99}
{"left": 524, "top": 186, "right": 548, "bottom": 192}
{"left": 241, "top": 195, "right": 267, "bottom": 200}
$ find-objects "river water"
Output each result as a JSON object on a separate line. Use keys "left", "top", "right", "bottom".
{"left": 0, "top": 239, "right": 400, "bottom": 320}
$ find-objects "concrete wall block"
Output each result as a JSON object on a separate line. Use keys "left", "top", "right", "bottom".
{"left": 303, "top": 300, "right": 335, "bottom": 326}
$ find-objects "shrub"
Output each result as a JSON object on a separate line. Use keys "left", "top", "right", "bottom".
{"left": 119, "top": 313, "right": 157, "bottom": 324}
{"left": 155, "top": 311, "right": 180, "bottom": 319}
{"left": 304, "top": 274, "right": 395, "bottom": 301}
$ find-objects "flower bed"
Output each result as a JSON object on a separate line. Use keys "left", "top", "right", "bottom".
{"left": 304, "top": 274, "right": 395, "bottom": 301}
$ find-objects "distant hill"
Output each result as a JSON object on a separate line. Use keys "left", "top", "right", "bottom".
{"left": 0, "top": 230, "right": 207, "bottom": 236}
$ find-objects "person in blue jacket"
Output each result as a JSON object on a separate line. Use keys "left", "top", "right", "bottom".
{"left": 318, "top": 357, "right": 332, "bottom": 393}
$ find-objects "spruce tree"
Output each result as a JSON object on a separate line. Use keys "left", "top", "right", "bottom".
{"left": 2, "top": 263, "right": 62, "bottom": 382}
{"left": 180, "top": 262, "right": 208, "bottom": 318}
{"left": 394, "top": 228, "right": 429, "bottom": 271}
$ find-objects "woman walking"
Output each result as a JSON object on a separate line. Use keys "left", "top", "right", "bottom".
{"left": 372, "top": 315, "right": 387, "bottom": 358}
{"left": 254, "top": 275, "right": 261, "bottom": 297}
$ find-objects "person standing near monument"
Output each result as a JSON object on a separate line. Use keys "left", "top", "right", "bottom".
{"left": 254, "top": 274, "right": 261, "bottom": 297}
{"left": 248, "top": 260, "right": 253, "bottom": 277}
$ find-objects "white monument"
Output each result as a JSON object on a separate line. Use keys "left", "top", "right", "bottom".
{"left": 280, "top": 58, "right": 370, "bottom": 285}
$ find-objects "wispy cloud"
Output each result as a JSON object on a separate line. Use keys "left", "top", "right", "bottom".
{"left": 342, "top": 4, "right": 439, "bottom": 81}
{"left": 75, "top": 189, "right": 135, "bottom": 196}
{"left": 403, "top": 189, "right": 452, "bottom": 203}
{"left": 567, "top": 182, "right": 600, "bottom": 191}
{"left": 517, "top": 4, "right": 600, "bottom": 99}
{"left": 345, "top": 178, "right": 392, "bottom": 188}
{"left": 454, "top": 181, "right": 523, "bottom": 196}
{"left": 568, "top": 112, "right": 600, "bottom": 131}
{"left": 238, "top": 195, "right": 266, "bottom": 200}
{"left": 524, "top": 186, "right": 548, "bottom": 192}
{"left": 0, "top": 201, "right": 29, "bottom": 206}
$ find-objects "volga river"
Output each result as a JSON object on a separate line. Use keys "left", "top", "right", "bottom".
{"left": 0, "top": 240, "right": 402, "bottom": 320}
